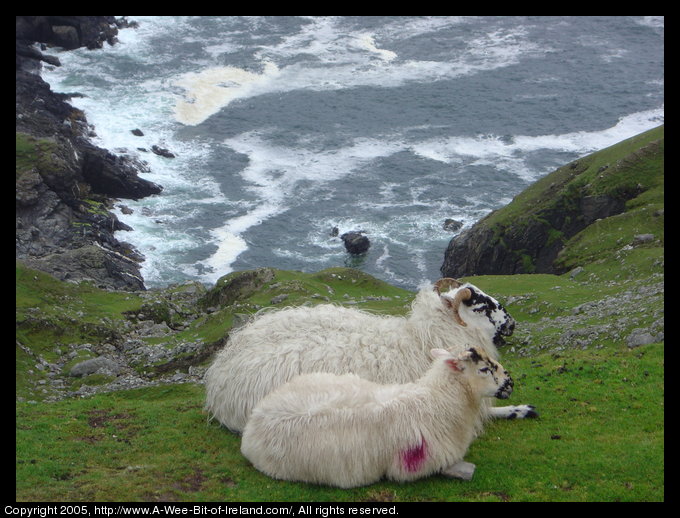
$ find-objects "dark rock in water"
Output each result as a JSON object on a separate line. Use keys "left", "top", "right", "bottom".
{"left": 152, "top": 145, "right": 175, "bottom": 158}
{"left": 82, "top": 145, "right": 162, "bottom": 199}
{"left": 341, "top": 231, "right": 371, "bottom": 255}
{"left": 443, "top": 218, "right": 463, "bottom": 232}
{"left": 16, "top": 16, "right": 124, "bottom": 52}
{"left": 131, "top": 128, "right": 144, "bottom": 136}
{"left": 330, "top": 226, "right": 339, "bottom": 237}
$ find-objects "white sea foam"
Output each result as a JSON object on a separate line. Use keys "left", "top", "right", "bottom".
{"left": 353, "top": 33, "right": 397, "bottom": 61}
{"left": 197, "top": 131, "right": 409, "bottom": 281}
{"left": 171, "top": 17, "right": 545, "bottom": 126}
{"left": 174, "top": 62, "right": 280, "bottom": 126}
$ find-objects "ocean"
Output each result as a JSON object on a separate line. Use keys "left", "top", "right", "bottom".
{"left": 41, "top": 16, "right": 664, "bottom": 290}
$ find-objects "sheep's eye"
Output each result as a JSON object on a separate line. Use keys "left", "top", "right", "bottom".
{"left": 479, "top": 367, "right": 490, "bottom": 374}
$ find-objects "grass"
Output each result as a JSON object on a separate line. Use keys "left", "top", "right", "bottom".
{"left": 15, "top": 126, "right": 664, "bottom": 502}
{"left": 15, "top": 263, "right": 664, "bottom": 502}
{"left": 15, "top": 341, "right": 663, "bottom": 502}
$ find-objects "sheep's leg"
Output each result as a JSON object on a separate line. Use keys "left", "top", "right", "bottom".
{"left": 442, "top": 461, "right": 476, "bottom": 480}
{"left": 489, "top": 404, "right": 538, "bottom": 419}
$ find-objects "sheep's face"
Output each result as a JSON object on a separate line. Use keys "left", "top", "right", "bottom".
{"left": 460, "top": 285, "right": 516, "bottom": 346}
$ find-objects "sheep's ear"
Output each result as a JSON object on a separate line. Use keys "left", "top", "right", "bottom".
{"left": 430, "top": 348, "right": 451, "bottom": 359}
{"left": 432, "top": 349, "right": 465, "bottom": 371}
{"left": 445, "top": 359, "right": 465, "bottom": 372}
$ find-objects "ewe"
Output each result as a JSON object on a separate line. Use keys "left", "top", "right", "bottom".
{"left": 241, "top": 347, "right": 513, "bottom": 487}
{"left": 205, "top": 277, "right": 536, "bottom": 433}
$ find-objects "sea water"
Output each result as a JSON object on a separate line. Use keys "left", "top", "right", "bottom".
{"left": 41, "top": 16, "right": 664, "bottom": 290}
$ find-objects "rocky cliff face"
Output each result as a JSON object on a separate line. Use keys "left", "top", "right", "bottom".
{"left": 441, "top": 127, "right": 664, "bottom": 278}
{"left": 16, "top": 16, "right": 162, "bottom": 290}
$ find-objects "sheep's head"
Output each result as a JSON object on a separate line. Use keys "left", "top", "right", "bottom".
{"left": 431, "top": 347, "right": 513, "bottom": 399}
{"left": 434, "top": 278, "right": 516, "bottom": 346}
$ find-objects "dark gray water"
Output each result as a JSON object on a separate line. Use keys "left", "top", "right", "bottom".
{"left": 43, "top": 16, "right": 664, "bottom": 289}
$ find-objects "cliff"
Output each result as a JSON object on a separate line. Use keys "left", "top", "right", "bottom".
{"left": 441, "top": 125, "right": 664, "bottom": 278}
{"left": 16, "top": 16, "right": 162, "bottom": 290}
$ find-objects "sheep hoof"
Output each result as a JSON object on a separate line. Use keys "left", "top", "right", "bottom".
{"left": 442, "top": 461, "right": 476, "bottom": 480}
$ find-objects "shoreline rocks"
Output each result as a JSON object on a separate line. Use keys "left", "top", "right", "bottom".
{"left": 16, "top": 16, "right": 162, "bottom": 291}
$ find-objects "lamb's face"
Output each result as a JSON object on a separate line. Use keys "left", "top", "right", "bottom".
{"left": 441, "top": 347, "right": 514, "bottom": 399}
{"left": 473, "top": 354, "right": 514, "bottom": 400}
{"left": 461, "top": 285, "right": 516, "bottom": 346}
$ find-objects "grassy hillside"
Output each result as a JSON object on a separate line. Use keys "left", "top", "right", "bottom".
{"left": 441, "top": 125, "right": 664, "bottom": 277}
{"left": 16, "top": 128, "right": 664, "bottom": 502}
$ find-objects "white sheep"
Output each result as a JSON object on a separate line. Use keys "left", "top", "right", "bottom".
{"left": 241, "top": 347, "right": 514, "bottom": 488}
{"left": 204, "top": 277, "right": 536, "bottom": 433}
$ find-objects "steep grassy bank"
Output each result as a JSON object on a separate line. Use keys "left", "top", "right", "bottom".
{"left": 16, "top": 127, "right": 663, "bottom": 502}
{"left": 442, "top": 125, "right": 664, "bottom": 278}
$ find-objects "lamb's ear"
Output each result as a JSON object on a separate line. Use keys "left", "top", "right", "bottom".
{"left": 432, "top": 349, "right": 465, "bottom": 372}
{"left": 445, "top": 359, "right": 465, "bottom": 372}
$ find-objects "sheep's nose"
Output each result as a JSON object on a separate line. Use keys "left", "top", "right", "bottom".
{"left": 502, "top": 318, "right": 516, "bottom": 336}
{"left": 496, "top": 377, "right": 513, "bottom": 399}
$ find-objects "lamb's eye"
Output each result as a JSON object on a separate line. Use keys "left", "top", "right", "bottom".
{"left": 479, "top": 367, "right": 490, "bottom": 373}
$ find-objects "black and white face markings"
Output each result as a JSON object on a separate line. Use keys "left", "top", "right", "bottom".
{"left": 464, "top": 287, "right": 516, "bottom": 346}
{"left": 467, "top": 347, "right": 513, "bottom": 399}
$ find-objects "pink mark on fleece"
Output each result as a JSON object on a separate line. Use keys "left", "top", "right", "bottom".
{"left": 401, "top": 435, "right": 428, "bottom": 473}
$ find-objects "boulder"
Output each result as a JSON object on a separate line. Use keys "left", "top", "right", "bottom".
{"left": 69, "top": 356, "right": 122, "bottom": 377}
{"left": 443, "top": 218, "right": 463, "bottom": 232}
{"left": 200, "top": 268, "right": 276, "bottom": 308}
{"left": 151, "top": 145, "right": 175, "bottom": 158}
{"left": 341, "top": 231, "right": 370, "bottom": 255}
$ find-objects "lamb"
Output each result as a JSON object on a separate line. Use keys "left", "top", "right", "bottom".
{"left": 241, "top": 347, "right": 514, "bottom": 488}
{"left": 204, "top": 277, "right": 536, "bottom": 433}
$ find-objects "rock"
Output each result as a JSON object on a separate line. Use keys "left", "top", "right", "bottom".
{"left": 627, "top": 329, "right": 656, "bottom": 348}
{"left": 151, "top": 145, "right": 175, "bottom": 158}
{"left": 16, "top": 17, "right": 122, "bottom": 54}
{"left": 200, "top": 268, "right": 276, "bottom": 308}
{"left": 341, "top": 231, "right": 371, "bottom": 255}
{"left": 633, "top": 234, "right": 654, "bottom": 246}
{"left": 81, "top": 146, "right": 163, "bottom": 199}
{"left": 51, "top": 25, "right": 80, "bottom": 50}
{"left": 16, "top": 20, "right": 161, "bottom": 291}
{"left": 569, "top": 266, "right": 584, "bottom": 280}
{"left": 443, "top": 219, "right": 463, "bottom": 232}
{"left": 270, "top": 294, "right": 289, "bottom": 305}
{"left": 21, "top": 245, "right": 146, "bottom": 291}
{"left": 69, "top": 356, "right": 122, "bottom": 377}
{"left": 131, "top": 128, "right": 144, "bottom": 136}
{"left": 136, "top": 321, "right": 173, "bottom": 337}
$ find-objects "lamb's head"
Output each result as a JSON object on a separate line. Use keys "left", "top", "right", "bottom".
{"left": 431, "top": 347, "right": 513, "bottom": 399}
{"left": 434, "top": 278, "right": 516, "bottom": 347}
